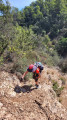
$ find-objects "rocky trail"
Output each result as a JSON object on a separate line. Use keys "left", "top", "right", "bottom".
{"left": 0, "top": 65, "right": 67, "bottom": 120}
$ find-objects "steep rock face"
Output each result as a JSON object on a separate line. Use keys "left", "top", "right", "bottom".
{"left": 35, "top": 83, "right": 67, "bottom": 120}
{"left": 0, "top": 67, "right": 67, "bottom": 120}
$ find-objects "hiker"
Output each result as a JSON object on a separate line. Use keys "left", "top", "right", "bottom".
{"left": 21, "top": 62, "right": 44, "bottom": 88}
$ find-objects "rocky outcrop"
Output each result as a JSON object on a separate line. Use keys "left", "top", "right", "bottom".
{"left": 0, "top": 67, "right": 67, "bottom": 120}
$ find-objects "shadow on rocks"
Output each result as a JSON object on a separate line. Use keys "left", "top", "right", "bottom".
{"left": 14, "top": 85, "right": 36, "bottom": 93}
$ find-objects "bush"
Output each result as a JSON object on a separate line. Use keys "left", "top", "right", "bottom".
{"left": 59, "top": 57, "right": 67, "bottom": 73}
{"left": 56, "top": 37, "right": 67, "bottom": 57}
{"left": 56, "top": 87, "right": 64, "bottom": 97}
{"left": 52, "top": 81, "right": 64, "bottom": 97}
{"left": 10, "top": 55, "right": 33, "bottom": 81}
{"left": 26, "top": 51, "right": 40, "bottom": 61}
{"left": 60, "top": 77, "right": 66, "bottom": 85}
{"left": 0, "top": 56, "right": 4, "bottom": 65}
{"left": 44, "top": 51, "right": 60, "bottom": 66}
{"left": 52, "top": 81, "right": 59, "bottom": 91}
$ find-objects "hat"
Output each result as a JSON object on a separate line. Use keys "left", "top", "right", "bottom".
{"left": 32, "top": 65, "right": 37, "bottom": 72}
{"left": 29, "top": 64, "right": 34, "bottom": 69}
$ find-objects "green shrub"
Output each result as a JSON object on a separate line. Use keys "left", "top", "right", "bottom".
{"left": 44, "top": 51, "right": 60, "bottom": 66}
{"left": 52, "top": 81, "right": 64, "bottom": 97}
{"left": 26, "top": 51, "right": 40, "bottom": 61}
{"left": 56, "top": 37, "right": 67, "bottom": 57}
{"left": 60, "top": 77, "right": 66, "bottom": 85}
{"left": 0, "top": 56, "right": 4, "bottom": 65}
{"left": 56, "top": 87, "right": 64, "bottom": 97}
{"left": 59, "top": 57, "right": 67, "bottom": 73}
{"left": 59, "top": 98, "right": 62, "bottom": 103}
{"left": 52, "top": 81, "right": 59, "bottom": 91}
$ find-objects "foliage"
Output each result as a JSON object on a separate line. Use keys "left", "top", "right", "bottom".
{"left": 56, "top": 37, "right": 67, "bottom": 56}
{"left": 52, "top": 81, "right": 64, "bottom": 97}
{"left": 0, "top": 56, "right": 4, "bottom": 65}
{"left": 58, "top": 57, "right": 67, "bottom": 73}
{"left": 0, "top": 0, "right": 67, "bottom": 77}
{"left": 44, "top": 50, "right": 60, "bottom": 66}
{"left": 60, "top": 77, "right": 66, "bottom": 85}
{"left": 20, "top": 0, "right": 67, "bottom": 38}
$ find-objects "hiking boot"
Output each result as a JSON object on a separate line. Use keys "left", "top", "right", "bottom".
{"left": 35, "top": 84, "right": 39, "bottom": 88}
{"left": 35, "top": 84, "right": 41, "bottom": 89}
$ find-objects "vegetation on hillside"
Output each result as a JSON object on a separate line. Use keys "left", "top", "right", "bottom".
{"left": 0, "top": 0, "right": 67, "bottom": 75}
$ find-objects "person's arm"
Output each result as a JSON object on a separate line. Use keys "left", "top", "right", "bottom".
{"left": 22, "top": 71, "right": 28, "bottom": 79}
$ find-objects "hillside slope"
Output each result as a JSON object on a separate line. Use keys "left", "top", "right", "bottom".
{"left": 0, "top": 66, "right": 67, "bottom": 120}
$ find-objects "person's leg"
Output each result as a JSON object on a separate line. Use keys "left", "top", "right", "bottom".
{"left": 35, "top": 79, "right": 38, "bottom": 86}
{"left": 35, "top": 79, "right": 39, "bottom": 88}
{"left": 33, "top": 73, "right": 39, "bottom": 88}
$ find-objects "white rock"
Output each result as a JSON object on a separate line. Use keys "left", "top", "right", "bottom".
{"left": 5, "top": 113, "right": 12, "bottom": 118}
{"left": 0, "top": 102, "right": 3, "bottom": 109}
{"left": 8, "top": 91, "right": 16, "bottom": 97}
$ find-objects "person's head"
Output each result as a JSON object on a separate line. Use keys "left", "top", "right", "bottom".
{"left": 27, "top": 64, "right": 37, "bottom": 72}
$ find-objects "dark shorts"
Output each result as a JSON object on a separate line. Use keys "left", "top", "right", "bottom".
{"left": 33, "top": 72, "right": 39, "bottom": 82}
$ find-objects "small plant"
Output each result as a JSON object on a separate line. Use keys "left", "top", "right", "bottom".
{"left": 52, "top": 81, "right": 59, "bottom": 91}
{"left": 52, "top": 72, "right": 54, "bottom": 75}
{"left": 60, "top": 77, "right": 66, "bottom": 85}
{"left": 56, "top": 86, "right": 64, "bottom": 97}
{"left": 47, "top": 71, "right": 50, "bottom": 74}
{"left": 59, "top": 57, "right": 67, "bottom": 73}
{"left": 59, "top": 98, "right": 62, "bottom": 103}
{"left": 0, "top": 56, "right": 4, "bottom": 65}
{"left": 52, "top": 80, "right": 64, "bottom": 97}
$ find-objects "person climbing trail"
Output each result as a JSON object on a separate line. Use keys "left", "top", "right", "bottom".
{"left": 21, "top": 62, "right": 44, "bottom": 89}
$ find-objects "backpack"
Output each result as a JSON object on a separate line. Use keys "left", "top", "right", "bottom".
{"left": 34, "top": 62, "right": 44, "bottom": 72}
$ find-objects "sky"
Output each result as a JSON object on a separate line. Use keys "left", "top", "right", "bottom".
{"left": 3, "top": 0, "right": 36, "bottom": 10}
